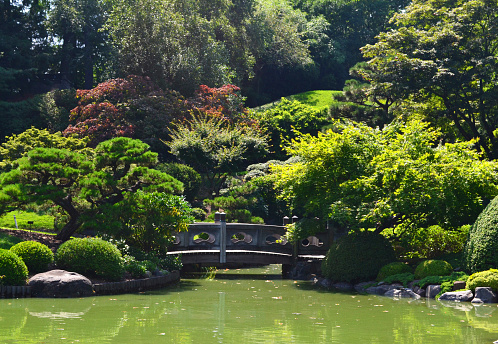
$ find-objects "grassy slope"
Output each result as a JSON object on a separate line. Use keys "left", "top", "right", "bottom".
{"left": 253, "top": 90, "right": 343, "bottom": 111}
{"left": 0, "top": 211, "right": 55, "bottom": 231}
{"left": 0, "top": 232, "right": 23, "bottom": 249}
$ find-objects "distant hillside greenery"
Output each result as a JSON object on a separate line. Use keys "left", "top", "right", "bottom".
{"left": 252, "top": 90, "right": 342, "bottom": 112}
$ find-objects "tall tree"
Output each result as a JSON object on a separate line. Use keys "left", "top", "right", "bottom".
{"left": 362, "top": 0, "right": 498, "bottom": 159}
{"left": 290, "top": 0, "right": 410, "bottom": 90}
{"left": 0, "top": 136, "right": 183, "bottom": 240}
{"left": 47, "top": 0, "right": 110, "bottom": 89}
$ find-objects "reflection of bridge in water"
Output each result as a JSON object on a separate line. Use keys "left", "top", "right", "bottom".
{"left": 167, "top": 220, "right": 331, "bottom": 269}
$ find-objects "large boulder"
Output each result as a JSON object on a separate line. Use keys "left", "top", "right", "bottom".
{"left": 426, "top": 285, "right": 441, "bottom": 299}
{"left": 472, "top": 287, "right": 498, "bottom": 304}
{"left": 29, "top": 270, "right": 94, "bottom": 298}
{"left": 438, "top": 290, "right": 473, "bottom": 302}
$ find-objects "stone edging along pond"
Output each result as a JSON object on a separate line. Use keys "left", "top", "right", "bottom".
{"left": 0, "top": 270, "right": 180, "bottom": 298}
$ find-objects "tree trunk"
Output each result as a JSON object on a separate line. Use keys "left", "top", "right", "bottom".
{"left": 55, "top": 216, "right": 81, "bottom": 241}
{"left": 83, "top": 27, "right": 93, "bottom": 89}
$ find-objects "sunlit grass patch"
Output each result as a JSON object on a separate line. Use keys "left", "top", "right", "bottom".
{"left": 0, "top": 211, "right": 55, "bottom": 231}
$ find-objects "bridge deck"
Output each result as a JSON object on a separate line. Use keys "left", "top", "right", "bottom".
{"left": 167, "top": 249, "right": 325, "bottom": 266}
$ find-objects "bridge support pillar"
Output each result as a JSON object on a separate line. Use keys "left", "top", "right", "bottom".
{"left": 219, "top": 212, "right": 227, "bottom": 264}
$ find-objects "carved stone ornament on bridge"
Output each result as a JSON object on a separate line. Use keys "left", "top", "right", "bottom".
{"left": 301, "top": 236, "right": 323, "bottom": 247}
{"left": 265, "top": 234, "right": 288, "bottom": 245}
{"left": 193, "top": 232, "right": 216, "bottom": 244}
{"left": 231, "top": 232, "right": 253, "bottom": 244}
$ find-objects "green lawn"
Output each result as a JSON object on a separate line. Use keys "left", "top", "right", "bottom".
{"left": 0, "top": 211, "right": 55, "bottom": 231}
{"left": 253, "top": 90, "right": 343, "bottom": 111}
{"left": 0, "top": 232, "right": 23, "bottom": 249}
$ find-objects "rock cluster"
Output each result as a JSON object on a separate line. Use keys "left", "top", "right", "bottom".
{"left": 313, "top": 277, "right": 498, "bottom": 304}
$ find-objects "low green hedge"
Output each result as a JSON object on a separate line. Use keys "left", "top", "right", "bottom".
{"left": 322, "top": 231, "right": 396, "bottom": 283}
{"left": 414, "top": 260, "right": 453, "bottom": 279}
{"left": 10, "top": 241, "right": 53, "bottom": 273}
{"left": 466, "top": 269, "right": 498, "bottom": 292}
{"left": 55, "top": 238, "right": 124, "bottom": 281}
{"left": 0, "top": 249, "right": 28, "bottom": 285}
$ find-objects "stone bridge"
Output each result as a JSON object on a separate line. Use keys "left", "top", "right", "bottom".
{"left": 167, "top": 219, "right": 331, "bottom": 268}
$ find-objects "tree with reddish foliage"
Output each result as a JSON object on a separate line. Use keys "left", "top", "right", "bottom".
{"left": 63, "top": 76, "right": 186, "bottom": 156}
{"left": 186, "top": 84, "right": 257, "bottom": 128}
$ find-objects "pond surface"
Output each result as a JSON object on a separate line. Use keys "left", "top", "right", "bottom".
{"left": 1, "top": 265, "right": 498, "bottom": 344}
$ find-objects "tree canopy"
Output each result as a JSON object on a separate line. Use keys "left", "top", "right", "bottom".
{"left": 0, "top": 136, "right": 183, "bottom": 241}
{"left": 270, "top": 120, "right": 498, "bottom": 233}
{"left": 361, "top": 0, "right": 498, "bottom": 159}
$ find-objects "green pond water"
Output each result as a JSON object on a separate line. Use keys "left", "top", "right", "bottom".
{"left": 1, "top": 265, "right": 498, "bottom": 344}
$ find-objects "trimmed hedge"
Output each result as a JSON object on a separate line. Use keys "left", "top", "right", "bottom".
{"left": 464, "top": 195, "right": 498, "bottom": 273}
{"left": 10, "top": 241, "right": 54, "bottom": 273}
{"left": 55, "top": 238, "right": 124, "bottom": 281}
{"left": 0, "top": 249, "right": 28, "bottom": 285}
{"left": 466, "top": 269, "right": 498, "bottom": 292}
{"left": 322, "top": 231, "right": 396, "bottom": 283}
{"left": 414, "top": 260, "right": 453, "bottom": 279}
{"left": 377, "top": 262, "right": 412, "bottom": 282}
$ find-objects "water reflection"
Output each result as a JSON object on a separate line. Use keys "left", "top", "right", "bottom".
{"left": 0, "top": 266, "right": 497, "bottom": 343}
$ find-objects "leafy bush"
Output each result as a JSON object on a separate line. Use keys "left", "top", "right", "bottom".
{"left": 414, "top": 260, "right": 453, "bottom": 279}
{"left": 414, "top": 271, "right": 469, "bottom": 289}
{"left": 382, "top": 272, "right": 415, "bottom": 287}
{"left": 0, "top": 249, "right": 28, "bottom": 285}
{"left": 390, "top": 224, "right": 469, "bottom": 260}
{"left": 123, "top": 256, "right": 147, "bottom": 279}
{"left": 376, "top": 262, "right": 412, "bottom": 282}
{"left": 465, "top": 196, "right": 498, "bottom": 273}
{"left": 466, "top": 269, "right": 498, "bottom": 292}
{"left": 156, "top": 163, "right": 201, "bottom": 203}
{"left": 55, "top": 238, "right": 124, "bottom": 281}
{"left": 10, "top": 241, "right": 54, "bottom": 273}
{"left": 321, "top": 231, "right": 396, "bottom": 283}
{"left": 257, "top": 98, "right": 330, "bottom": 159}
{"left": 93, "top": 191, "right": 193, "bottom": 253}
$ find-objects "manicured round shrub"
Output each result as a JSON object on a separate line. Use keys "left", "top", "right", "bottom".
{"left": 414, "top": 259, "right": 453, "bottom": 279}
{"left": 464, "top": 195, "right": 498, "bottom": 273}
{"left": 377, "top": 262, "right": 412, "bottom": 281}
{"left": 321, "top": 231, "right": 396, "bottom": 283}
{"left": 466, "top": 269, "right": 498, "bottom": 292}
{"left": 55, "top": 238, "right": 124, "bottom": 281}
{"left": 0, "top": 249, "right": 28, "bottom": 285}
{"left": 10, "top": 241, "right": 54, "bottom": 273}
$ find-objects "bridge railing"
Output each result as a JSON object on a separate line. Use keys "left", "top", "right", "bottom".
{"left": 170, "top": 219, "right": 331, "bottom": 263}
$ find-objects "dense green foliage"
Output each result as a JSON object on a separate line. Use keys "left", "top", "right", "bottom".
{"left": 91, "top": 191, "right": 193, "bottom": 253}
{"left": 382, "top": 272, "right": 415, "bottom": 287}
{"left": 55, "top": 238, "right": 124, "bottom": 281}
{"left": 466, "top": 269, "right": 498, "bottom": 292}
{"left": 10, "top": 241, "right": 53, "bottom": 274}
{"left": 362, "top": 0, "right": 498, "bottom": 160}
{"left": 271, "top": 120, "right": 498, "bottom": 233}
{"left": 322, "top": 231, "right": 396, "bottom": 283}
{"left": 414, "top": 260, "right": 453, "bottom": 279}
{"left": 414, "top": 271, "right": 469, "bottom": 289}
{"left": 257, "top": 98, "right": 329, "bottom": 159}
{"left": 387, "top": 225, "right": 470, "bottom": 260}
{"left": 168, "top": 113, "right": 268, "bottom": 197}
{"left": 0, "top": 136, "right": 183, "bottom": 241}
{"left": 376, "top": 262, "right": 412, "bottom": 282}
{"left": 0, "top": 249, "right": 28, "bottom": 285}
{"left": 156, "top": 163, "right": 201, "bottom": 204}
{"left": 465, "top": 196, "right": 498, "bottom": 273}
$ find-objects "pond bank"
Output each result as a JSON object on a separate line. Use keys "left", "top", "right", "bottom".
{"left": 0, "top": 270, "right": 180, "bottom": 298}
